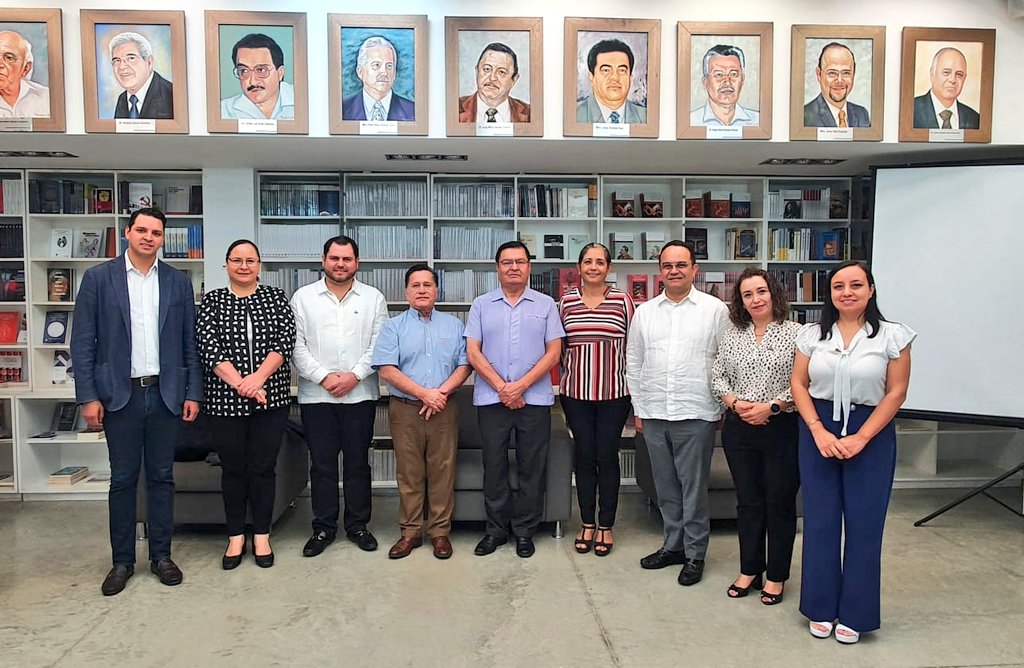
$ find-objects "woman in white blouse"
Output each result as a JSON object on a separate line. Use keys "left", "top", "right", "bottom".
{"left": 791, "top": 261, "right": 915, "bottom": 644}
{"left": 713, "top": 268, "right": 801, "bottom": 606}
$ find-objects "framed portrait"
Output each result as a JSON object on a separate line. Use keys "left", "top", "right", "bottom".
{"left": 328, "top": 14, "right": 427, "bottom": 136}
{"left": 563, "top": 17, "right": 661, "bottom": 138}
{"left": 80, "top": 10, "right": 188, "bottom": 134}
{"left": 0, "top": 8, "right": 65, "bottom": 132}
{"left": 204, "top": 11, "right": 308, "bottom": 135}
{"left": 790, "top": 25, "right": 885, "bottom": 142}
{"left": 445, "top": 17, "right": 543, "bottom": 137}
{"left": 898, "top": 27, "right": 995, "bottom": 143}
{"left": 677, "top": 22, "right": 772, "bottom": 140}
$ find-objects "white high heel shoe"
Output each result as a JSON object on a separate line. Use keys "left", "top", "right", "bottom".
{"left": 835, "top": 623, "right": 860, "bottom": 644}
{"left": 809, "top": 620, "right": 834, "bottom": 638}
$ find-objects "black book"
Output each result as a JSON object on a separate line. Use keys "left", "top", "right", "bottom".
{"left": 50, "top": 401, "right": 79, "bottom": 432}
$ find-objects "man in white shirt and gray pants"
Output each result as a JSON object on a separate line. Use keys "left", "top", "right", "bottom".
{"left": 626, "top": 240, "right": 728, "bottom": 586}
{"left": 291, "top": 235, "right": 388, "bottom": 557}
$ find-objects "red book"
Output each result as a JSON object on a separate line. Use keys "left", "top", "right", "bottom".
{"left": 0, "top": 311, "right": 19, "bottom": 344}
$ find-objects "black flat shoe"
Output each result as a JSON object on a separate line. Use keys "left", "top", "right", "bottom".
{"left": 727, "top": 574, "right": 764, "bottom": 598}
{"left": 515, "top": 536, "right": 535, "bottom": 558}
{"left": 640, "top": 548, "right": 687, "bottom": 570}
{"left": 253, "top": 536, "right": 274, "bottom": 568}
{"left": 474, "top": 534, "right": 507, "bottom": 556}
{"left": 150, "top": 558, "right": 183, "bottom": 586}
{"left": 574, "top": 524, "right": 596, "bottom": 554}
{"left": 303, "top": 531, "right": 334, "bottom": 557}
{"left": 222, "top": 537, "right": 247, "bottom": 571}
{"left": 101, "top": 564, "right": 134, "bottom": 596}
{"left": 346, "top": 528, "right": 378, "bottom": 552}
{"left": 677, "top": 558, "right": 705, "bottom": 586}
{"left": 761, "top": 583, "right": 785, "bottom": 606}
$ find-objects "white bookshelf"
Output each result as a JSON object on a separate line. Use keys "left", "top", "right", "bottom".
{"left": 0, "top": 170, "right": 28, "bottom": 396}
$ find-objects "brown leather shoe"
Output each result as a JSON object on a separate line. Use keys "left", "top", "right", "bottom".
{"left": 431, "top": 536, "right": 453, "bottom": 560}
{"left": 388, "top": 535, "right": 422, "bottom": 559}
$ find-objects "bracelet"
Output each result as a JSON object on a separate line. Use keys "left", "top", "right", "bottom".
{"left": 729, "top": 397, "right": 739, "bottom": 412}
{"left": 806, "top": 418, "right": 821, "bottom": 428}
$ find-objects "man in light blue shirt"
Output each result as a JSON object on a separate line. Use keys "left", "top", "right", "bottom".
{"left": 690, "top": 44, "right": 760, "bottom": 128}
{"left": 464, "top": 241, "right": 564, "bottom": 558}
{"left": 372, "top": 264, "right": 470, "bottom": 560}
{"left": 220, "top": 33, "right": 295, "bottom": 121}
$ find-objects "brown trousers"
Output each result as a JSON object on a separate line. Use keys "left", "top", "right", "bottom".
{"left": 389, "top": 397, "right": 458, "bottom": 538}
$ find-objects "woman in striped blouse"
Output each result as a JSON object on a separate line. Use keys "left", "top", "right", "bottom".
{"left": 558, "top": 243, "right": 635, "bottom": 556}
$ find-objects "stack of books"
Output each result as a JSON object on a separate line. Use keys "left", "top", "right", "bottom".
{"left": 49, "top": 466, "right": 89, "bottom": 485}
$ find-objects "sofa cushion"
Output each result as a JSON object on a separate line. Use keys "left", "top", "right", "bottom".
{"left": 172, "top": 460, "right": 222, "bottom": 492}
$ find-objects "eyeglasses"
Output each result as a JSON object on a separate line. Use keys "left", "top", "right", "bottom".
{"left": 823, "top": 69, "right": 854, "bottom": 81}
{"left": 660, "top": 262, "right": 691, "bottom": 272}
{"left": 233, "top": 65, "right": 275, "bottom": 79}
{"left": 227, "top": 258, "right": 260, "bottom": 267}
{"left": 498, "top": 259, "right": 530, "bottom": 268}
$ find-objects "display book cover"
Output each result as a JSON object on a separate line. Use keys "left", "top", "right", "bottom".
{"left": 42, "top": 311, "right": 70, "bottom": 344}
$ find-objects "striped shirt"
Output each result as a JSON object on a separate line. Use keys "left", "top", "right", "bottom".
{"left": 558, "top": 287, "right": 635, "bottom": 401}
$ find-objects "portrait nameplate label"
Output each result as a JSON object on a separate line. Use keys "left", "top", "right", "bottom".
{"left": 476, "top": 122, "right": 513, "bottom": 137}
{"left": 115, "top": 119, "right": 156, "bottom": 134}
{"left": 706, "top": 126, "right": 743, "bottom": 140}
{"left": 928, "top": 129, "right": 964, "bottom": 143}
{"left": 816, "top": 127, "right": 853, "bottom": 141}
{"left": 238, "top": 119, "right": 278, "bottom": 134}
{"left": 593, "top": 123, "right": 629, "bottom": 137}
{"left": 0, "top": 118, "right": 34, "bottom": 132}
{"left": 360, "top": 121, "right": 399, "bottom": 135}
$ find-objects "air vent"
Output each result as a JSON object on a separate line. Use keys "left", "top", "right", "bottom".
{"left": 385, "top": 154, "right": 468, "bottom": 161}
{"left": 0, "top": 150, "right": 79, "bottom": 158}
{"left": 760, "top": 158, "right": 846, "bottom": 166}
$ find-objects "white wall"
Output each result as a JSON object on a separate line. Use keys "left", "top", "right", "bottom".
{"left": 7, "top": 0, "right": 1024, "bottom": 144}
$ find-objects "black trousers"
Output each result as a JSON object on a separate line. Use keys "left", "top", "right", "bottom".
{"left": 208, "top": 407, "right": 289, "bottom": 536}
{"left": 721, "top": 411, "right": 800, "bottom": 582}
{"left": 477, "top": 403, "right": 550, "bottom": 539}
{"left": 560, "top": 395, "right": 631, "bottom": 527}
{"left": 300, "top": 401, "right": 375, "bottom": 536}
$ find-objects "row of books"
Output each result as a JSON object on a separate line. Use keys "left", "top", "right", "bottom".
{"left": 29, "top": 179, "right": 112, "bottom": 215}
{"left": 0, "top": 268, "right": 25, "bottom": 302}
{"left": 517, "top": 184, "right": 593, "bottom": 218}
{"left": 0, "top": 179, "right": 25, "bottom": 215}
{"left": 48, "top": 466, "right": 110, "bottom": 485}
{"left": 346, "top": 181, "right": 428, "bottom": 217}
{"left": 354, "top": 267, "right": 407, "bottom": 301}
{"left": 767, "top": 227, "right": 848, "bottom": 261}
{"left": 433, "top": 183, "right": 516, "bottom": 218}
{"left": 768, "top": 269, "right": 831, "bottom": 303}
{"left": 373, "top": 404, "right": 391, "bottom": 437}
{"left": 0, "top": 351, "right": 24, "bottom": 384}
{"left": 260, "top": 183, "right": 340, "bottom": 217}
{"left": 161, "top": 224, "right": 205, "bottom": 259}
{"left": 0, "top": 221, "right": 23, "bottom": 257}
{"left": 259, "top": 267, "right": 324, "bottom": 298}
{"left": 370, "top": 448, "right": 397, "bottom": 482}
{"left": 684, "top": 190, "right": 753, "bottom": 219}
{"left": 342, "top": 225, "right": 429, "bottom": 260}
{"left": 609, "top": 231, "right": 667, "bottom": 261}
{"left": 432, "top": 226, "right": 516, "bottom": 260}
{"left": 117, "top": 182, "right": 202, "bottom": 215}
{"left": 435, "top": 269, "right": 499, "bottom": 302}
{"left": 767, "top": 188, "right": 849, "bottom": 220}
{"left": 611, "top": 191, "right": 667, "bottom": 218}
{"left": 259, "top": 223, "right": 339, "bottom": 258}
{"left": 521, "top": 233, "right": 590, "bottom": 261}
{"left": 529, "top": 268, "right": 580, "bottom": 301}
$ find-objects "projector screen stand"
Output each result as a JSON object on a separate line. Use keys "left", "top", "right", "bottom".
{"left": 914, "top": 461, "right": 1024, "bottom": 526}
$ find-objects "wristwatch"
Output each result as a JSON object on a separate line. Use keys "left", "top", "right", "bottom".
{"left": 769, "top": 402, "right": 782, "bottom": 415}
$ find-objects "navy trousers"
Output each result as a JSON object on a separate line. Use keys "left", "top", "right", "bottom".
{"left": 798, "top": 398, "right": 897, "bottom": 633}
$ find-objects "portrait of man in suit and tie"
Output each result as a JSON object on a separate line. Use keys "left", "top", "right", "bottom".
{"left": 108, "top": 31, "right": 173, "bottom": 119}
{"left": 576, "top": 37, "right": 647, "bottom": 125}
{"left": 804, "top": 41, "right": 870, "bottom": 128}
{"left": 913, "top": 46, "right": 980, "bottom": 130}
{"left": 458, "top": 41, "right": 530, "bottom": 124}
{"left": 341, "top": 35, "right": 415, "bottom": 122}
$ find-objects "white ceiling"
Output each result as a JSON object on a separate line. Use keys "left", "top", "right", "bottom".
{"left": 1, "top": 133, "right": 1022, "bottom": 176}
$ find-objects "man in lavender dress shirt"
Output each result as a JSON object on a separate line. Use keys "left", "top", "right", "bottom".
{"left": 465, "top": 241, "right": 564, "bottom": 558}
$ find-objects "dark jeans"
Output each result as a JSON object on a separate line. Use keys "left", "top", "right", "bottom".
{"left": 208, "top": 407, "right": 289, "bottom": 536}
{"left": 560, "top": 395, "right": 631, "bottom": 527}
{"left": 300, "top": 401, "right": 375, "bottom": 536}
{"left": 477, "top": 403, "right": 551, "bottom": 539}
{"left": 105, "top": 385, "right": 181, "bottom": 566}
{"left": 722, "top": 411, "right": 800, "bottom": 582}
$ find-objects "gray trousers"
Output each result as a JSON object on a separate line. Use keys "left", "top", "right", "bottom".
{"left": 643, "top": 419, "right": 716, "bottom": 559}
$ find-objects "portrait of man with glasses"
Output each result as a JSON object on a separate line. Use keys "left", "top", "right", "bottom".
{"left": 690, "top": 44, "right": 760, "bottom": 128}
{"left": 804, "top": 41, "right": 871, "bottom": 128}
{"left": 220, "top": 32, "right": 294, "bottom": 121}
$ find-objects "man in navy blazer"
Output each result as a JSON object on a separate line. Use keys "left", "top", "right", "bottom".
{"left": 341, "top": 35, "right": 415, "bottom": 122}
{"left": 803, "top": 42, "right": 870, "bottom": 128}
{"left": 109, "top": 32, "right": 174, "bottom": 120}
{"left": 71, "top": 207, "right": 202, "bottom": 596}
{"left": 912, "top": 47, "right": 980, "bottom": 130}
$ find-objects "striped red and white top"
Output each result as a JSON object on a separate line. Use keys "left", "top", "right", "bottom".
{"left": 558, "top": 287, "right": 635, "bottom": 401}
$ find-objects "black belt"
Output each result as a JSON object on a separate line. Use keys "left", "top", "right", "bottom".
{"left": 131, "top": 375, "right": 159, "bottom": 388}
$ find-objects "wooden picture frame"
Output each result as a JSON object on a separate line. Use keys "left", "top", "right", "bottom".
{"left": 563, "top": 17, "right": 661, "bottom": 138}
{"left": 790, "top": 24, "right": 885, "bottom": 141}
{"left": 898, "top": 27, "right": 995, "bottom": 143}
{"left": 80, "top": 10, "right": 188, "bottom": 134}
{"left": 677, "top": 21, "right": 772, "bottom": 140}
{"left": 204, "top": 11, "right": 308, "bottom": 135}
{"left": 0, "top": 8, "right": 65, "bottom": 132}
{"left": 328, "top": 14, "right": 427, "bottom": 136}
{"left": 445, "top": 16, "right": 543, "bottom": 137}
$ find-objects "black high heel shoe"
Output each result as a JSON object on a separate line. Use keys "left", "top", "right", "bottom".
{"left": 726, "top": 573, "right": 764, "bottom": 598}
{"left": 222, "top": 537, "right": 247, "bottom": 570}
{"left": 574, "top": 524, "right": 596, "bottom": 554}
{"left": 760, "top": 582, "right": 785, "bottom": 606}
{"left": 253, "top": 536, "right": 274, "bottom": 568}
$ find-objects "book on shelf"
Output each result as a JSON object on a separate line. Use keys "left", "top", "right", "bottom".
{"left": 47, "top": 268, "right": 74, "bottom": 302}
{"left": 0, "top": 177, "right": 25, "bottom": 215}
{"left": 103, "top": 227, "right": 118, "bottom": 258}
{"left": 685, "top": 228, "right": 709, "bottom": 260}
{"left": 51, "top": 228, "right": 73, "bottom": 258}
{"left": 42, "top": 310, "right": 70, "bottom": 344}
{"left": 639, "top": 194, "right": 664, "bottom": 218}
{"left": 87, "top": 473, "right": 112, "bottom": 484}
{"left": 0, "top": 311, "right": 19, "bottom": 344}
{"left": 830, "top": 190, "right": 850, "bottom": 219}
{"left": 76, "top": 426, "right": 105, "bottom": 440}
{"left": 728, "top": 228, "right": 758, "bottom": 260}
{"left": 51, "top": 349, "right": 73, "bottom": 385}
{"left": 165, "top": 185, "right": 190, "bottom": 214}
{"left": 641, "top": 231, "right": 665, "bottom": 260}
{"left": 587, "top": 183, "right": 599, "bottom": 217}
{"left": 74, "top": 229, "right": 103, "bottom": 258}
{"left": 93, "top": 187, "right": 114, "bottom": 214}
{"left": 567, "top": 188, "right": 589, "bottom": 218}
{"left": 51, "top": 401, "right": 80, "bottom": 432}
{"left": 0, "top": 268, "right": 25, "bottom": 302}
{"left": 566, "top": 234, "right": 589, "bottom": 261}
{"left": 0, "top": 473, "right": 13, "bottom": 488}
{"left": 608, "top": 233, "right": 635, "bottom": 261}
{"left": 519, "top": 233, "right": 538, "bottom": 258}
{"left": 703, "top": 191, "right": 732, "bottom": 218}
{"left": 730, "top": 192, "right": 752, "bottom": 218}
{"left": 543, "top": 234, "right": 565, "bottom": 260}
{"left": 685, "top": 189, "right": 705, "bottom": 217}
{"left": 555, "top": 267, "right": 579, "bottom": 300}
{"left": 611, "top": 191, "right": 635, "bottom": 217}
{"left": 125, "top": 182, "right": 154, "bottom": 212}
{"left": 0, "top": 350, "right": 23, "bottom": 383}
{"left": 781, "top": 190, "right": 803, "bottom": 219}
{"left": 652, "top": 274, "right": 665, "bottom": 296}
{"left": 49, "top": 465, "right": 89, "bottom": 485}
{"left": 0, "top": 221, "right": 24, "bottom": 257}
{"left": 628, "top": 274, "right": 649, "bottom": 302}
{"left": 702, "top": 271, "right": 727, "bottom": 301}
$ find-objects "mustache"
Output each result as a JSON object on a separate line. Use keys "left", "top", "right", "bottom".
{"left": 246, "top": 84, "right": 265, "bottom": 92}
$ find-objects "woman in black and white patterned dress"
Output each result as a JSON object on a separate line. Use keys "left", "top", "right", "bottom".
{"left": 196, "top": 239, "right": 295, "bottom": 570}
{"left": 712, "top": 268, "right": 801, "bottom": 605}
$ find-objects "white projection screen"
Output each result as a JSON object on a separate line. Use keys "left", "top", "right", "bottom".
{"left": 872, "top": 163, "right": 1024, "bottom": 425}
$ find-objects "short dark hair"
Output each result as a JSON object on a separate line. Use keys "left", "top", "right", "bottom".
{"left": 587, "top": 39, "right": 634, "bottom": 74}
{"left": 232, "top": 33, "right": 284, "bottom": 69}
{"left": 323, "top": 235, "right": 359, "bottom": 258}
{"left": 477, "top": 42, "right": 519, "bottom": 77}
{"left": 657, "top": 240, "right": 696, "bottom": 264}
{"left": 817, "top": 41, "right": 855, "bottom": 71}
{"left": 494, "top": 240, "right": 530, "bottom": 263}
{"left": 818, "top": 260, "right": 884, "bottom": 340}
{"left": 577, "top": 242, "right": 611, "bottom": 264}
{"left": 728, "top": 268, "right": 790, "bottom": 328}
{"left": 127, "top": 207, "right": 166, "bottom": 230}
{"left": 404, "top": 263, "right": 438, "bottom": 286}
{"left": 225, "top": 239, "right": 260, "bottom": 262}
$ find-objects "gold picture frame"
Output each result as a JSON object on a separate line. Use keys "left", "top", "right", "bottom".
{"left": 0, "top": 7, "right": 65, "bottom": 132}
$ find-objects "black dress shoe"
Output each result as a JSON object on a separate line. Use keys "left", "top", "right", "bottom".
{"left": 150, "top": 558, "right": 183, "bottom": 586}
{"left": 101, "top": 564, "right": 134, "bottom": 596}
{"left": 346, "top": 528, "right": 378, "bottom": 552}
{"left": 253, "top": 540, "right": 274, "bottom": 569}
{"left": 640, "top": 548, "right": 687, "bottom": 570}
{"left": 515, "top": 536, "right": 535, "bottom": 558}
{"left": 222, "top": 538, "right": 247, "bottom": 571}
{"left": 303, "top": 531, "right": 335, "bottom": 557}
{"left": 473, "top": 534, "right": 508, "bottom": 556}
{"left": 677, "top": 558, "right": 706, "bottom": 586}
